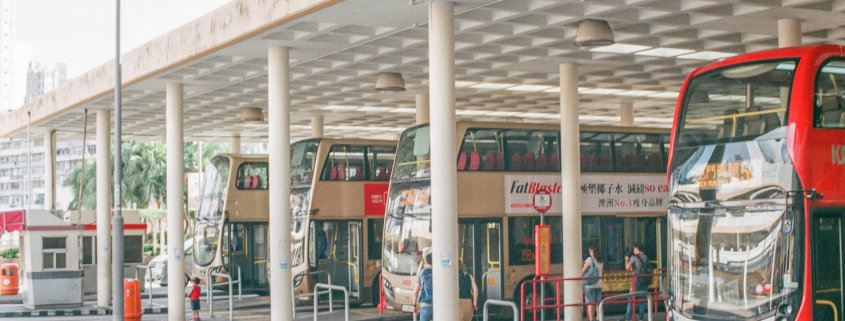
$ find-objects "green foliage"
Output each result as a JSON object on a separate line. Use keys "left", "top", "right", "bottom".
{"left": 139, "top": 209, "right": 166, "bottom": 219}
{"left": 0, "top": 248, "right": 19, "bottom": 259}
{"left": 143, "top": 244, "right": 160, "bottom": 256}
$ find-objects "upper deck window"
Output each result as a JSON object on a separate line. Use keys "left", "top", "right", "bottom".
{"left": 321, "top": 145, "right": 366, "bottom": 181}
{"left": 197, "top": 156, "right": 230, "bottom": 221}
{"left": 815, "top": 59, "right": 845, "bottom": 129}
{"left": 235, "top": 162, "right": 268, "bottom": 190}
{"left": 612, "top": 133, "right": 664, "bottom": 172}
{"left": 393, "top": 126, "right": 431, "bottom": 180}
{"left": 369, "top": 145, "right": 396, "bottom": 181}
{"left": 678, "top": 60, "right": 796, "bottom": 147}
{"left": 291, "top": 140, "right": 319, "bottom": 185}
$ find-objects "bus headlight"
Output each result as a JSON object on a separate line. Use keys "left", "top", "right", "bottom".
{"left": 383, "top": 279, "right": 394, "bottom": 298}
{"left": 775, "top": 300, "right": 793, "bottom": 321}
{"left": 293, "top": 274, "right": 303, "bottom": 289}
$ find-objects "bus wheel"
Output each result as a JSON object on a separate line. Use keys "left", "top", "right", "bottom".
{"left": 514, "top": 280, "right": 557, "bottom": 321}
{"left": 371, "top": 274, "right": 381, "bottom": 307}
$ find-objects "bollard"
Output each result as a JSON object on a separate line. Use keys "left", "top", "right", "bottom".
{"left": 0, "top": 263, "right": 19, "bottom": 295}
{"left": 124, "top": 279, "right": 142, "bottom": 321}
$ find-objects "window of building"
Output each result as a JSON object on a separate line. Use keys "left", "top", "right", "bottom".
{"left": 815, "top": 59, "right": 845, "bottom": 128}
{"left": 43, "top": 237, "right": 67, "bottom": 270}
{"left": 124, "top": 236, "right": 143, "bottom": 263}
{"left": 235, "top": 162, "right": 268, "bottom": 190}
{"left": 82, "top": 236, "right": 96, "bottom": 265}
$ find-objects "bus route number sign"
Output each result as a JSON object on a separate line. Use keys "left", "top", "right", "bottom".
{"left": 535, "top": 223, "right": 551, "bottom": 277}
{"left": 532, "top": 189, "right": 552, "bottom": 214}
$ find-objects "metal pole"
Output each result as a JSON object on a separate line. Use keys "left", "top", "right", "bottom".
{"left": 166, "top": 83, "right": 186, "bottom": 320}
{"left": 268, "top": 46, "right": 293, "bottom": 321}
{"left": 208, "top": 274, "right": 213, "bottom": 317}
{"left": 560, "top": 63, "right": 584, "bottom": 321}
{"left": 429, "top": 1, "right": 459, "bottom": 320}
{"left": 43, "top": 131, "right": 56, "bottom": 210}
{"left": 97, "top": 110, "right": 112, "bottom": 307}
{"left": 112, "top": 0, "right": 124, "bottom": 318}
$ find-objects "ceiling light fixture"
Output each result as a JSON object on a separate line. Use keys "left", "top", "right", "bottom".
{"left": 574, "top": 19, "right": 615, "bottom": 47}
{"left": 240, "top": 107, "right": 265, "bottom": 123}
{"left": 374, "top": 72, "right": 406, "bottom": 92}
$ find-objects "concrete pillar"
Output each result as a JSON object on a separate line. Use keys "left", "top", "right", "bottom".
{"left": 778, "top": 19, "right": 801, "bottom": 48}
{"left": 620, "top": 102, "right": 634, "bottom": 126}
{"left": 268, "top": 46, "right": 293, "bottom": 321}
{"left": 416, "top": 94, "right": 430, "bottom": 124}
{"left": 230, "top": 135, "right": 241, "bottom": 154}
{"left": 43, "top": 130, "right": 55, "bottom": 210}
{"left": 166, "top": 83, "right": 186, "bottom": 321}
{"left": 310, "top": 115, "right": 324, "bottom": 138}
{"left": 96, "top": 110, "right": 111, "bottom": 307}
{"left": 560, "top": 63, "right": 583, "bottom": 321}
{"left": 429, "top": 1, "right": 459, "bottom": 319}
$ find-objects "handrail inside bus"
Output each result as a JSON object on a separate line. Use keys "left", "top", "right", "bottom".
{"left": 686, "top": 108, "right": 786, "bottom": 125}
{"left": 816, "top": 299, "right": 838, "bottom": 321}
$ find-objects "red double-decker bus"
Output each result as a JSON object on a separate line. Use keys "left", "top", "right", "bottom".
{"left": 667, "top": 45, "right": 845, "bottom": 321}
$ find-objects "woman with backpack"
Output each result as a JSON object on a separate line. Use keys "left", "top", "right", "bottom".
{"left": 581, "top": 245, "right": 604, "bottom": 321}
{"left": 413, "top": 254, "right": 434, "bottom": 321}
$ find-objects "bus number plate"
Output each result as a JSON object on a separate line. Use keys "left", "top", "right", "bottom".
{"left": 402, "top": 304, "right": 415, "bottom": 312}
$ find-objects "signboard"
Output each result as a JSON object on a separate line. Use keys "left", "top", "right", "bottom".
{"left": 534, "top": 223, "right": 550, "bottom": 276}
{"left": 505, "top": 174, "right": 669, "bottom": 214}
{"left": 532, "top": 189, "right": 552, "bottom": 214}
{"left": 364, "top": 183, "right": 390, "bottom": 216}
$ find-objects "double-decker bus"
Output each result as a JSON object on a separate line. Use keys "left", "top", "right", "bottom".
{"left": 194, "top": 153, "right": 271, "bottom": 291}
{"left": 666, "top": 44, "right": 845, "bottom": 321}
{"left": 381, "top": 121, "right": 671, "bottom": 315}
{"left": 288, "top": 138, "right": 397, "bottom": 305}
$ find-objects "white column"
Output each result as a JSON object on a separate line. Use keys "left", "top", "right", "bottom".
{"left": 560, "top": 63, "right": 583, "bottom": 321}
{"left": 268, "top": 46, "right": 293, "bottom": 321}
{"left": 620, "top": 102, "right": 634, "bottom": 126}
{"left": 166, "top": 83, "right": 186, "bottom": 321}
{"left": 96, "top": 110, "right": 111, "bottom": 307}
{"left": 778, "top": 18, "right": 801, "bottom": 48}
{"left": 230, "top": 135, "right": 241, "bottom": 154}
{"left": 43, "top": 130, "right": 55, "bottom": 209}
{"left": 310, "top": 115, "right": 324, "bottom": 138}
{"left": 416, "top": 93, "right": 430, "bottom": 124}
{"left": 429, "top": 1, "right": 459, "bottom": 319}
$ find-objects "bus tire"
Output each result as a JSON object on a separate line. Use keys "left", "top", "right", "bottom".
{"left": 513, "top": 277, "right": 556, "bottom": 321}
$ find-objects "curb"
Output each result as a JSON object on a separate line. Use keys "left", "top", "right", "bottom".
{"left": 0, "top": 306, "right": 168, "bottom": 317}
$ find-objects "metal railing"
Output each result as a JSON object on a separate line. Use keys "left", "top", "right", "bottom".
{"left": 598, "top": 291, "right": 654, "bottom": 321}
{"left": 292, "top": 270, "right": 333, "bottom": 317}
{"left": 483, "top": 299, "right": 519, "bottom": 321}
{"left": 207, "top": 264, "right": 242, "bottom": 299}
{"left": 134, "top": 264, "right": 153, "bottom": 307}
{"left": 208, "top": 271, "right": 235, "bottom": 321}
{"left": 313, "top": 283, "right": 349, "bottom": 321}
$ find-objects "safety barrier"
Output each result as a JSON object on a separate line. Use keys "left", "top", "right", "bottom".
{"left": 313, "top": 283, "right": 349, "bottom": 321}
{"left": 483, "top": 299, "right": 519, "bottom": 321}
{"left": 519, "top": 268, "right": 666, "bottom": 321}
{"left": 134, "top": 265, "right": 153, "bottom": 307}
{"left": 598, "top": 291, "right": 654, "bottom": 321}
{"left": 292, "top": 270, "right": 333, "bottom": 318}
{"left": 208, "top": 271, "right": 235, "bottom": 321}
{"left": 206, "top": 264, "right": 242, "bottom": 311}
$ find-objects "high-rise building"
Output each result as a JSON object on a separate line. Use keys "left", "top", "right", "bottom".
{"left": 0, "top": 0, "right": 12, "bottom": 111}
{"left": 24, "top": 62, "right": 66, "bottom": 104}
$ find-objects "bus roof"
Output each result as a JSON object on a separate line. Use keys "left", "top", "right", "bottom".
{"left": 403, "top": 120, "right": 669, "bottom": 134}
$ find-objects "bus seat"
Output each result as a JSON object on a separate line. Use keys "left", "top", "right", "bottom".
{"left": 742, "top": 113, "right": 765, "bottom": 136}
{"left": 244, "top": 175, "right": 253, "bottom": 189}
{"left": 329, "top": 166, "right": 338, "bottom": 180}
{"left": 337, "top": 165, "right": 346, "bottom": 181}
{"left": 386, "top": 166, "right": 393, "bottom": 177}
{"left": 535, "top": 153, "right": 548, "bottom": 171}
{"left": 425, "top": 156, "right": 431, "bottom": 169}
{"left": 717, "top": 109, "right": 738, "bottom": 139}
{"left": 236, "top": 178, "right": 243, "bottom": 189}
{"left": 353, "top": 166, "right": 364, "bottom": 180}
{"left": 376, "top": 167, "right": 389, "bottom": 180}
{"left": 496, "top": 152, "right": 504, "bottom": 170}
{"left": 510, "top": 153, "right": 523, "bottom": 171}
{"left": 523, "top": 151, "right": 535, "bottom": 171}
{"left": 646, "top": 154, "right": 661, "bottom": 171}
{"left": 457, "top": 152, "right": 468, "bottom": 171}
{"left": 586, "top": 154, "right": 598, "bottom": 171}
{"left": 599, "top": 153, "right": 611, "bottom": 171}
{"left": 251, "top": 175, "right": 261, "bottom": 189}
{"left": 482, "top": 152, "right": 496, "bottom": 170}
{"left": 580, "top": 152, "right": 587, "bottom": 171}
{"left": 468, "top": 151, "right": 481, "bottom": 171}
{"left": 820, "top": 95, "right": 845, "bottom": 127}
{"left": 550, "top": 152, "right": 559, "bottom": 170}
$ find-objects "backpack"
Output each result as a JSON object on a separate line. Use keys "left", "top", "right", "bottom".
{"left": 582, "top": 258, "right": 600, "bottom": 286}
{"left": 419, "top": 268, "right": 433, "bottom": 304}
{"left": 635, "top": 254, "right": 653, "bottom": 287}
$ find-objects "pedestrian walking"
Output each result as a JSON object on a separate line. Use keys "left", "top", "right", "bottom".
{"left": 413, "top": 254, "right": 434, "bottom": 321}
{"left": 581, "top": 245, "right": 603, "bottom": 321}
{"left": 624, "top": 245, "right": 649, "bottom": 321}
{"left": 458, "top": 260, "right": 479, "bottom": 321}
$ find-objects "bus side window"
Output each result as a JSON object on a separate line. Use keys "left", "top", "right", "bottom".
{"left": 815, "top": 60, "right": 845, "bottom": 129}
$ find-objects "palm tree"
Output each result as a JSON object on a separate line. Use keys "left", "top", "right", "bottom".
{"left": 63, "top": 159, "right": 97, "bottom": 210}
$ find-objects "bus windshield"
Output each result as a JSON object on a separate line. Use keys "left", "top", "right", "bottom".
{"left": 382, "top": 180, "right": 431, "bottom": 276}
{"left": 197, "top": 156, "right": 230, "bottom": 221}
{"left": 676, "top": 60, "right": 797, "bottom": 148}
{"left": 291, "top": 140, "right": 320, "bottom": 185}
{"left": 393, "top": 126, "right": 431, "bottom": 180}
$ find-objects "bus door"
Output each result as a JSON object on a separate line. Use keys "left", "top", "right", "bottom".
{"left": 313, "top": 220, "right": 363, "bottom": 299}
{"left": 812, "top": 210, "right": 845, "bottom": 320}
{"left": 347, "top": 221, "right": 363, "bottom": 298}
{"left": 227, "top": 223, "right": 269, "bottom": 290}
{"left": 459, "top": 219, "right": 503, "bottom": 307}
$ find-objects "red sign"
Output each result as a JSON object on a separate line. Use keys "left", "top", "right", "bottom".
{"left": 535, "top": 223, "right": 551, "bottom": 277}
{"left": 364, "top": 183, "right": 390, "bottom": 216}
{"left": 532, "top": 189, "right": 552, "bottom": 214}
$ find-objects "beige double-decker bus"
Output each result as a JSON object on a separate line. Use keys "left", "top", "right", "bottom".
{"left": 381, "top": 121, "right": 670, "bottom": 317}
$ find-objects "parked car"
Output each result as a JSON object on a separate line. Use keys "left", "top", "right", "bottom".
{"left": 149, "top": 238, "right": 194, "bottom": 286}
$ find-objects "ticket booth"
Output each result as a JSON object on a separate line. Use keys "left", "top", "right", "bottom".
{"left": 63, "top": 210, "right": 146, "bottom": 294}
{"left": 19, "top": 209, "right": 84, "bottom": 308}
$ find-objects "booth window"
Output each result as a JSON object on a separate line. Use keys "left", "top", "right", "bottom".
{"left": 124, "top": 236, "right": 143, "bottom": 263}
{"left": 82, "top": 236, "right": 96, "bottom": 265}
{"left": 43, "top": 237, "right": 67, "bottom": 270}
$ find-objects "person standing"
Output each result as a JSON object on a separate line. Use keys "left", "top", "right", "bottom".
{"left": 189, "top": 277, "right": 202, "bottom": 321}
{"left": 413, "top": 254, "right": 434, "bottom": 321}
{"left": 581, "top": 246, "right": 603, "bottom": 321}
{"left": 625, "top": 245, "right": 648, "bottom": 321}
{"left": 458, "top": 260, "right": 479, "bottom": 321}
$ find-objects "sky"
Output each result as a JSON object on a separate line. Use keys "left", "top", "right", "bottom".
{"left": 8, "top": 0, "right": 233, "bottom": 108}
